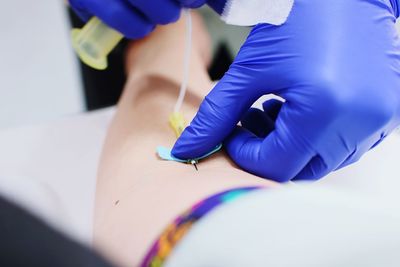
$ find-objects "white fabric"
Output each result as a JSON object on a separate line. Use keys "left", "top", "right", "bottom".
{"left": 318, "top": 131, "right": 400, "bottom": 203}
{"left": 221, "top": 0, "right": 294, "bottom": 26}
{"left": 166, "top": 186, "right": 400, "bottom": 267}
{"left": 0, "top": 108, "right": 114, "bottom": 244}
{"left": 166, "top": 133, "right": 400, "bottom": 266}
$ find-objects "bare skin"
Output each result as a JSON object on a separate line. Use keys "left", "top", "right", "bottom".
{"left": 93, "top": 13, "right": 277, "bottom": 267}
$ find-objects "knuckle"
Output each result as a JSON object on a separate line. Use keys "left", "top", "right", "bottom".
{"left": 311, "top": 78, "right": 396, "bottom": 128}
{"left": 295, "top": 69, "right": 396, "bottom": 126}
{"left": 299, "top": 72, "right": 347, "bottom": 118}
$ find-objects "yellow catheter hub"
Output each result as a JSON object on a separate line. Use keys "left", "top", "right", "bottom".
{"left": 71, "top": 17, "right": 123, "bottom": 70}
{"left": 169, "top": 112, "right": 186, "bottom": 138}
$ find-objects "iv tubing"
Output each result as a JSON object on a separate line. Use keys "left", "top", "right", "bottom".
{"left": 173, "top": 9, "right": 193, "bottom": 113}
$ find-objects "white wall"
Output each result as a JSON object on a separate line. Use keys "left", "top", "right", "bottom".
{"left": 0, "top": 1, "right": 83, "bottom": 130}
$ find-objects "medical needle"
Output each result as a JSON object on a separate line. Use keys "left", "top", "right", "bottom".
{"left": 190, "top": 160, "right": 198, "bottom": 171}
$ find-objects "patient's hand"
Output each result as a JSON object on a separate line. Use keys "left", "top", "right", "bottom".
{"left": 93, "top": 13, "right": 276, "bottom": 267}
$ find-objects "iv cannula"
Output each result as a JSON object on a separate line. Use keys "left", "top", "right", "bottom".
{"left": 72, "top": 12, "right": 197, "bottom": 170}
{"left": 71, "top": 11, "right": 192, "bottom": 136}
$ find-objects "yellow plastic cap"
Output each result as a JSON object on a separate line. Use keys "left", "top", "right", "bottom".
{"left": 71, "top": 17, "right": 123, "bottom": 70}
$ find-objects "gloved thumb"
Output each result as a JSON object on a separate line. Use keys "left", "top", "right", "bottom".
{"left": 172, "top": 66, "right": 260, "bottom": 159}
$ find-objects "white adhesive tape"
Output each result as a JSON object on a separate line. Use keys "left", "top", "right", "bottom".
{"left": 221, "top": 0, "right": 294, "bottom": 26}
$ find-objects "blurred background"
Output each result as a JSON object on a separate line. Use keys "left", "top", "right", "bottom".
{"left": 0, "top": 1, "right": 251, "bottom": 130}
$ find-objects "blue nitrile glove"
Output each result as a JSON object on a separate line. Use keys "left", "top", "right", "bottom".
{"left": 172, "top": 0, "right": 400, "bottom": 182}
{"left": 69, "top": 0, "right": 222, "bottom": 39}
{"left": 69, "top": 0, "right": 179, "bottom": 39}
{"left": 180, "top": 0, "right": 226, "bottom": 12}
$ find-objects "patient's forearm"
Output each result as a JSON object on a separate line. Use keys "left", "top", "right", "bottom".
{"left": 93, "top": 13, "right": 276, "bottom": 267}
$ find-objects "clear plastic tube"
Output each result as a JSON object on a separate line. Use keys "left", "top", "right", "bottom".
{"left": 173, "top": 9, "right": 193, "bottom": 113}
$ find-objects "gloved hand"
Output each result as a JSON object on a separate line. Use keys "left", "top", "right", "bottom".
{"left": 172, "top": 0, "right": 400, "bottom": 182}
{"left": 68, "top": 0, "right": 209, "bottom": 39}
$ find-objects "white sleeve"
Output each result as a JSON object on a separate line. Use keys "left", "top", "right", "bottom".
{"left": 165, "top": 186, "right": 400, "bottom": 267}
{"left": 221, "top": 0, "right": 295, "bottom": 26}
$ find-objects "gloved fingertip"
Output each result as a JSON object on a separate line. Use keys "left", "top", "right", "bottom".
{"left": 171, "top": 127, "right": 218, "bottom": 159}
{"left": 171, "top": 139, "right": 196, "bottom": 159}
{"left": 127, "top": 24, "right": 156, "bottom": 40}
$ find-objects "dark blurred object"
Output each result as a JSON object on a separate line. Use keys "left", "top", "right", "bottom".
{"left": 0, "top": 196, "right": 115, "bottom": 267}
{"left": 208, "top": 43, "right": 233, "bottom": 81}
